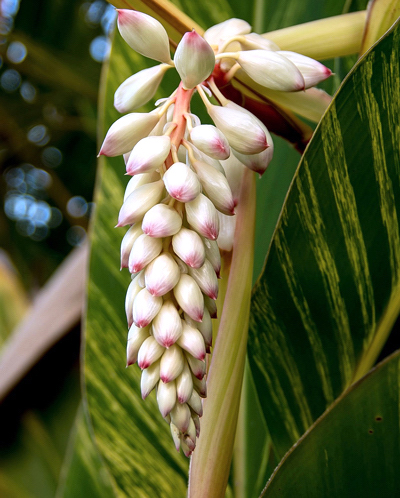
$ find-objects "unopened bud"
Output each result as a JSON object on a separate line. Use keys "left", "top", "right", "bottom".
{"left": 142, "top": 204, "right": 182, "bottom": 237}
{"left": 126, "top": 324, "right": 150, "bottom": 366}
{"left": 117, "top": 180, "right": 165, "bottom": 227}
{"left": 176, "top": 361, "right": 194, "bottom": 403}
{"left": 204, "top": 18, "right": 251, "bottom": 48}
{"left": 152, "top": 300, "right": 183, "bottom": 348}
{"left": 190, "top": 124, "right": 230, "bottom": 160}
{"left": 163, "top": 162, "right": 201, "bottom": 203}
{"left": 177, "top": 321, "right": 206, "bottom": 360}
{"left": 185, "top": 352, "right": 206, "bottom": 379}
{"left": 126, "top": 135, "right": 171, "bottom": 175}
{"left": 185, "top": 194, "right": 219, "bottom": 240}
{"left": 174, "top": 31, "right": 215, "bottom": 89}
{"left": 124, "top": 172, "right": 158, "bottom": 201}
{"left": 170, "top": 402, "right": 191, "bottom": 433}
{"left": 187, "top": 389, "right": 203, "bottom": 416}
{"left": 121, "top": 224, "right": 143, "bottom": 269}
{"left": 117, "top": 10, "right": 172, "bottom": 64}
{"left": 129, "top": 234, "right": 163, "bottom": 273}
{"left": 141, "top": 360, "right": 160, "bottom": 398}
{"left": 188, "top": 259, "right": 219, "bottom": 300}
{"left": 125, "top": 273, "right": 144, "bottom": 327}
{"left": 145, "top": 252, "right": 180, "bottom": 296}
{"left": 172, "top": 228, "right": 205, "bottom": 269}
{"left": 137, "top": 336, "right": 165, "bottom": 369}
{"left": 132, "top": 288, "right": 163, "bottom": 328}
{"left": 173, "top": 274, "right": 204, "bottom": 322}
{"left": 160, "top": 344, "right": 185, "bottom": 382}
{"left": 277, "top": 51, "right": 332, "bottom": 88}
{"left": 202, "top": 237, "right": 221, "bottom": 277}
{"left": 216, "top": 211, "right": 237, "bottom": 252}
{"left": 157, "top": 379, "right": 177, "bottom": 417}
{"left": 192, "top": 375, "right": 207, "bottom": 397}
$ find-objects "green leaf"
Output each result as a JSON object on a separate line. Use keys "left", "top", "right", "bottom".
{"left": 262, "top": 349, "right": 400, "bottom": 496}
{"left": 248, "top": 18, "right": 400, "bottom": 458}
{"left": 84, "top": 27, "right": 188, "bottom": 498}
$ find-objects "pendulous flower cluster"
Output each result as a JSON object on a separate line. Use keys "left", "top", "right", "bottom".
{"left": 99, "top": 10, "right": 332, "bottom": 456}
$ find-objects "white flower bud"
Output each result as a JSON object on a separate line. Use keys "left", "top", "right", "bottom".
{"left": 173, "top": 274, "right": 204, "bottom": 322}
{"left": 216, "top": 211, "right": 237, "bottom": 252}
{"left": 187, "top": 389, "right": 203, "bottom": 416}
{"left": 160, "top": 344, "right": 185, "bottom": 383}
{"left": 185, "top": 193, "right": 219, "bottom": 240}
{"left": 125, "top": 274, "right": 144, "bottom": 327}
{"left": 185, "top": 307, "right": 213, "bottom": 349}
{"left": 124, "top": 172, "right": 159, "bottom": 202}
{"left": 208, "top": 103, "right": 268, "bottom": 155}
{"left": 177, "top": 321, "right": 206, "bottom": 360}
{"left": 276, "top": 51, "right": 332, "bottom": 88}
{"left": 189, "top": 125, "right": 230, "bottom": 160}
{"left": 188, "top": 259, "right": 219, "bottom": 300}
{"left": 192, "top": 375, "right": 207, "bottom": 398}
{"left": 140, "top": 359, "right": 160, "bottom": 398}
{"left": 126, "top": 135, "right": 171, "bottom": 176}
{"left": 163, "top": 162, "right": 201, "bottom": 203}
{"left": 172, "top": 228, "right": 205, "bottom": 269}
{"left": 137, "top": 336, "right": 165, "bottom": 369}
{"left": 240, "top": 33, "right": 280, "bottom": 51}
{"left": 170, "top": 422, "right": 181, "bottom": 452}
{"left": 129, "top": 234, "right": 163, "bottom": 273}
{"left": 132, "top": 288, "right": 163, "bottom": 328}
{"left": 192, "top": 159, "right": 235, "bottom": 215}
{"left": 192, "top": 146, "right": 227, "bottom": 175}
{"left": 204, "top": 295, "right": 217, "bottom": 319}
{"left": 185, "top": 352, "right": 206, "bottom": 379}
{"left": 152, "top": 300, "right": 183, "bottom": 348}
{"left": 157, "top": 379, "right": 177, "bottom": 417}
{"left": 121, "top": 224, "right": 143, "bottom": 269}
{"left": 202, "top": 237, "right": 221, "bottom": 277}
{"left": 142, "top": 204, "right": 182, "bottom": 238}
{"left": 117, "top": 180, "right": 165, "bottom": 227}
{"left": 236, "top": 50, "right": 305, "bottom": 91}
{"left": 145, "top": 252, "right": 180, "bottom": 296}
{"left": 176, "top": 361, "right": 194, "bottom": 403}
{"left": 114, "top": 64, "right": 170, "bottom": 113}
{"left": 117, "top": 10, "right": 172, "bottom": 64}
{"left": 174, "top": 31, "right": 215, "bottom": 90}
{"left": 204, "top": 18, "right": 251, "bottom": 48}
{"left": 170, "top": 402, "right": 191, "bottom": 433}
{"left": 232, "top": 145, "right": 274, "bottom": 177}
{"left": 126, "top": 324, "right": 150, "bottom": 366}
{"left": 99, "top": 111, "right": 160, "bottom": 157}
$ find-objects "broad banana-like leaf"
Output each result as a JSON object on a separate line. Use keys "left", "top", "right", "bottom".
{"left": 249, "top": 18, "right": 400, "bottom": 458}
{"left": 262, "top": 349, "right": 400, "bottom": 496}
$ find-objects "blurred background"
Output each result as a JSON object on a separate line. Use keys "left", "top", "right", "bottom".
{"left": 0, "top": 1, "right": 116, "bottom": 495}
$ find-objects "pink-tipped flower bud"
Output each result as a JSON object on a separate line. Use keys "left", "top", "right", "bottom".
{"left": 184, "top": 352, "right": 206, "bottom": 379}
{"left": 140, "top": 360, "right": 160, "bottom": 399}
{"left": 236, "top": 50, "right": 305, "bottom": 91}
{"left": 117, "top": 180, "right": 165, "bottom": 227}
{"left": 177, "top": 321, "right": 206, "bottom": 360}
{"left": 192, "top": 413, "right": 201, "bottom": 438}
{"left": 192, "top": 375, "right": 207, "bottom": 398}
{"left": 276, "top": 51, "right": 332, "bottom": 88}
{"left": 156, "top": 379, "right": 176, "bottom": 417}
{"left": 185, "top": 307, "right": 213, "bottom": 348}
{"left": 121, "top": 224, "right": 143, "bottom": 269}
{"left": 176, "top": 361, "right": 194, "bottom": 403}
{"left": 185, "top": 194, "right": 219, "bottom": 240}
{"left": 126, "top": 324, "right": 150, "bottom": 366}
{"left": 99, "top": 111, "right": 160, "bottom": 157}
{"left": 192, "top": 159, "right": 235, "bottom": 215}
{"left": 174, "top": 31, "right": 215, "bottom": 89}
{"left": 188, "top": 259, "right": 219, "bottom": 300}
{"left": 145, "top": 252, "right": 180, "bottom": 296}
{"left": 163, "top": 162, "right": 201, "bottom": 203}
{"left": 204, "top": 18, "right": 251, "bottom": 48}
{"left": 216, "top": 211, "right": 236, "bottom": 252}
{"left": 137, "top": 335, "right": 165, "bottom": 369}
{"left": 142, "top": 204, "right": 182, "bottom": 238}
{"left": 172, "top": 228, "right": 205, "bottom": 269}
{"left": 132, "top": 288, "right": 163, "bottom": 328}
{"left": 187, "top": 389, "right": 203, "bottom": 417}
{"left": 114, "top": 64, "right": 170, "bottom": 113}
{"left": 129, "top": 234, "right": 163, "bottom": 273}
{"left": 173, "top": 274, "right": 204, "bottom": 322}
{"left": 189, "top": 124, "right": 230, "bottom": 160}
{"left": 170, "top": 402, "right": 191, "bottom": 433}
{"left": 117, "top": 10, "right": 172, "bottom": 64}
{"left": 123, "top": 172, "right": 159, "bottom": 201}
{"left": 208, "top": 103, "right": 268, "bottom": 155}
{"left": 232, "top": 145, "right": 274, "bottom": 177}
{"left": 152, "top": 300, "right": 183, "bottom": 348}
{"left": 160, "top": 344, "right": 185, "bottom": 382}
{"left": 126, "top": 135, "right": 171, "bottom": 176}
{"left": 202, "top": 237, "right": 221, "bottom": 277}
{"left": 125, "top": 274, "right": 144, "bottom": 327}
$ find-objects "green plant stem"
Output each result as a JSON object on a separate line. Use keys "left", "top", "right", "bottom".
{"left": 188, "top": 168, "right": 256, "bottom": 498}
